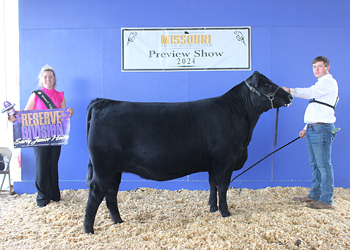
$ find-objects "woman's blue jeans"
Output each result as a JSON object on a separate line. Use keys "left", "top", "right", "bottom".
{"left": 306, "top": 123, "right": 335, "bottom": 205}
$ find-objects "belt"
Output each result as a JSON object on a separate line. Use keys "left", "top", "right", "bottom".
{"left": 307, "top": 122, "right": 328, "bottom": 128}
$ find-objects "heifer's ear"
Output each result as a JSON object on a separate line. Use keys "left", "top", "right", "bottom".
{"left": 246, "top": 71, "right": 260, "bottom": 87}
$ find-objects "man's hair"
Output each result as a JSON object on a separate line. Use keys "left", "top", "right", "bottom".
{"left": 312, "top": 56, "right": 330, "bottom": 67}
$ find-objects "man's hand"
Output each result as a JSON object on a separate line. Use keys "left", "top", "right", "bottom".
{"left": 299, "top": 129, "right": 306, "bottom": 138}
{"left": 281, "top": 87, "right": 290, "bottom": 93}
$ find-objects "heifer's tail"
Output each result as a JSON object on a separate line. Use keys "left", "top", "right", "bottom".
{"left": 86, "top": 98, "right": 103, "bottom": 141}
{"left": 86, "top": 160, "right": 93, "bottom": 187}
{"left": 86, "top": 98, "right": 105, "bottom": 187}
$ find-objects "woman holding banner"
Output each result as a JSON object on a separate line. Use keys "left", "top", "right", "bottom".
{"left": 9, "top": 64, "right": 74, "bottom": 207}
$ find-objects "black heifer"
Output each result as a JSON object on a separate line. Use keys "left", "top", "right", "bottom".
{"left": 84, "top": 71, "right": 292, "bottom": 233}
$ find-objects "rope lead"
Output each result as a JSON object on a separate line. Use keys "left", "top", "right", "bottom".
{"left": 230, "top": 136, "right": 301, "bottom": 183}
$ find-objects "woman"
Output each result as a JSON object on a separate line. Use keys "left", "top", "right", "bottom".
{"left": 9, "top": 64, "right": 74, "bottom": 207}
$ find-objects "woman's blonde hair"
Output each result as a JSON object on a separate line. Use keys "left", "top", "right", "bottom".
{"left": 38, "top": 64, "right": 57, "bottom": 88}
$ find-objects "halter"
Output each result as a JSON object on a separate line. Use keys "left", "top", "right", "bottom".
{"left": 244, "top": 80, "right": 280, "bottom": 109}
{"left": 244, "top": 80, "right": 282, "bottom": 146}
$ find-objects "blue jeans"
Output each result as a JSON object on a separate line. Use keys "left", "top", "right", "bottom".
{"left": 306, "top": 123, "right": 335, "bottom": 205}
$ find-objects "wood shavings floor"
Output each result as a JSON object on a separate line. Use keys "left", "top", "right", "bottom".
{"left": 1, "top": 186, "right": 349, "bottom": 249}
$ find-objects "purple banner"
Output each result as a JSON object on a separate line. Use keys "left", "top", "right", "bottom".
{"left": 12, "top": 109, "right": 71, "bottom": 148}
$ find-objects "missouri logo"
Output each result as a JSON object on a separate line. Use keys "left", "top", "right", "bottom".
{"left": 161, "top": 34, "right": 212, "bottom": 45}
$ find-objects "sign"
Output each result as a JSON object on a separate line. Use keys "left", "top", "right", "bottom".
{"left": 122, "top": 27, "right": 251, "bottom": 71}
{"left": 12, "top": 109, "right": 71, "bottom": 148}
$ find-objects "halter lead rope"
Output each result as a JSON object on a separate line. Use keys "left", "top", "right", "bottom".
{"left": 239, "top": 80, "right": 296, "bottom": 182}
{"left": 230, "top": 136, "right": 301, "bottom": 183}
{"left": 274, "top": 108, "right": 279, "bottom": 147}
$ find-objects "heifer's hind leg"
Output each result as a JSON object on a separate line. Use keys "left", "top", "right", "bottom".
{"left": 84, "top": 184, "right": 106, "bottom": 234}
{"left": 105, "top": 172, "right": 123, "bottom": 224}
{"left": 208, "top": 171, "right": 218, "bottom": 212}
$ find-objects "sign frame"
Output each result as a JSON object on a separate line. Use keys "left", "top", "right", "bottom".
{"left": 12, "top": 108, "right": 71, "bottom": 148}
{"left": 122, "top": 27, "right": 251, "bottom": 72}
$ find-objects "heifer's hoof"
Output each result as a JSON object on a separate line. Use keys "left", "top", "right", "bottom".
{"left": 84, "top": 227, "right": 94, "bottom": 234}
{"left": 220, "top": 211, "right": 231, "bottom": 217}
{"left": 83, "top": 224, "right": 94, "bottom": 234}
{"left": 113, "top": 219, "right": 124, "bottom": 224}
{"left": 209, "top": 205, "right": 218, "bottom": 213}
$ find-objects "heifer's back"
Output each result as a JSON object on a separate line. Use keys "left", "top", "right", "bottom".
{"left": 87, "top": 95, "right": 246, "bottom": 182}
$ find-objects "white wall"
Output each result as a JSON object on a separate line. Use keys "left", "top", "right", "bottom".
{"left": 0, "top": 0, "right": 20, "bottom": 185}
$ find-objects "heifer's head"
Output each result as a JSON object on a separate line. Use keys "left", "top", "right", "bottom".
{"left": 245, "top": 71, "right": 292, "bottom": 112}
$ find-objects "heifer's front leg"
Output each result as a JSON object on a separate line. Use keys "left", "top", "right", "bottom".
{"left": 105, "top": 172, "right": 123, "bottom": 224}
{"left": 84, "top": 185, "right": 106, "bottom": 234}
{"left": 208, "top": 171, "right": 218, "bottom": 212}
{"left": 217, "top": 181, "right": 231, "bottom": 217}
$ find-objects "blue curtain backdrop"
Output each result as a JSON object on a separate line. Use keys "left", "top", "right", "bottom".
{"left": 15, "top": 0, "right": 350, "bottom": 193}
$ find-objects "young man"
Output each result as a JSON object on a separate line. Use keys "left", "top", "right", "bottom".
{"left": 282, "top": 56, "right": 338, "bottom": 209}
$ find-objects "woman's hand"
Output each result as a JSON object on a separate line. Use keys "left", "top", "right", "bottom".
{"left": 8, "top": 114, "right": 16, "bottom": 122}
{"left": 67, "top": 108, "right": 74, "bottom": 118}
